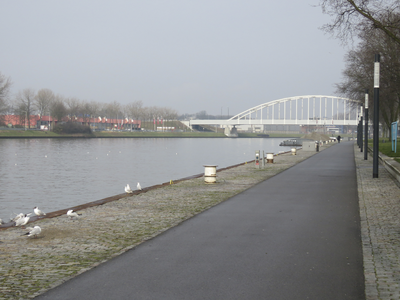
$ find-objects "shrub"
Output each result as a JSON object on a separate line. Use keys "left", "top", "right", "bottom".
{"left": 53, "top": 122, "right": 92, "bottom": 134}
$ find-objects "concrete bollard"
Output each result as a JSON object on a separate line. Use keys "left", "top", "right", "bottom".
{"left": 255, "top": 150, "right": 260, "bottom": 169}
{"left": 204, "top": 165, "right": 217, "bottom": 183}
{"left": 291, "top": 148, "right": 297, "bottom": 155}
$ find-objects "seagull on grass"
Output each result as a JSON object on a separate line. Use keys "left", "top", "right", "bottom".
{"left": 137, "top": 182, "right": 142, "bottom": 190}
{"left": 125, "top": 184, "right": 133, "bottom": 194}
{"left": 34, "top": 206, "right": 46, "bottom": 216}
{"left": 22, "top": 226, "right": 41, "bottom": 238}
{"left": 67, "top": 210, "right": 82, "bottom": 219}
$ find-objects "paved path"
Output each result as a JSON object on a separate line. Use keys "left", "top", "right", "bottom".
{"left": 355, "top": 145, "right": 400, "bottom": 300}
{"left": 36, "top": 141, "right": 365, "bottom": 300}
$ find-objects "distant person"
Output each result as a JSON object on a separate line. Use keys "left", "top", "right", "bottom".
{"left": 337, "top": 135, "right": 341, "bottom": 143}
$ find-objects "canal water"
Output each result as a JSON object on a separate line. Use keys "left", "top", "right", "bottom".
{"left": 0, "top": 138, "right": 292, "bottom": 221}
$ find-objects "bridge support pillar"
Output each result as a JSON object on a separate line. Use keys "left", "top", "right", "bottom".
{"left": 224, "top": 126, "right": 238, "bottom": 137}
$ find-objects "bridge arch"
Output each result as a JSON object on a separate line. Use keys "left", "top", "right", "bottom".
{"left": 228, "top": 95, "right": 361, "bottom": 126}
{"left": 188, "top": 95, "right": 363, "bottom": 133}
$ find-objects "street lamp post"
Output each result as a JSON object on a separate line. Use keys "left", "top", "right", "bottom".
{"left": 360, "top": 105, "right": 363, "bottom": 152}
{"left": 364, "top": 90, "right": 369, "bottom": 160}
{"left": 357, "top": 112, "right": 360, "bottom": 148}
{"left": 373, "top": 54, "right": 380, "bottom": 178}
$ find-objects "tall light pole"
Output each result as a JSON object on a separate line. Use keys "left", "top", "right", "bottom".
{"left": 364, "top": 90, "right": 369, "bottom": 160}
{"left": 357, "top": 109, "right": 360, "bottom": 148}
{"left": 373, "top": 54, "right": 380, "bottom": 178}
{"left": 360, "top": 105, "right": 363, "bottom": 152}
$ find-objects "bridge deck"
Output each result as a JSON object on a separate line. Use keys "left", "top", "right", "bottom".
{"left": 189, "top": 119, "right": 359, "bottom": 126}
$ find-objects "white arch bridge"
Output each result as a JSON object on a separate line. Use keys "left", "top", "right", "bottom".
{"left": 188, "top": 95, "right": 362, "bottom": 135}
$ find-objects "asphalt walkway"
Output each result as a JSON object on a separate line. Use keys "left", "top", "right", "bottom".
{"left": 36, "top": 142, "right": 365, "bottom": 300}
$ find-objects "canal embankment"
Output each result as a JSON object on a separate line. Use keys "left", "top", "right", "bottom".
{"left": 0, "top": 145, "right": 321, "bottom": 299}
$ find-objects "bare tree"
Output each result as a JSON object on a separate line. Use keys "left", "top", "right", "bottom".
{"left": 0, "top": 72, "right": 12, "bottom": 124}
{"left": 147, "top": 106, "right": 160, "bottom": 123}
{"left": 50, "top": 95, "right": 68, "bottom": 125}
{"left": 336, "top": 27, "right": 400, "bottom": 134}
{"left": 320, "top": 0, "right": 400, "bottom": 45}
{"left": 126, "top": 101, "right": 144, "bottom": 122}
{"left": 0, "top": 72, "right": 12, "bottom": 102}
{"left": 162, "top": 107, "right": 178, "bottom": 121}
{"left": 15, "top": 88, "right": 36, "bottom": 129}
{"left": 101, "top": 101, "right": 122, "bottom": 129}
{"left": 97, "top": 103, "right": 108, "bottom": 119}
{"left": 65, "top": 97, "right": 81, "bottom": 121}
{"left": 195, "top": 110, "right": 208, "bottom": 119}
{"left": 35, "top": 89, "right": 54, "bottom": 120}
{"left": 103, "top": 101, "right": 119, "bottom": 119}
{"left": 80, "top": 101, "right": 100, "bottom": 125}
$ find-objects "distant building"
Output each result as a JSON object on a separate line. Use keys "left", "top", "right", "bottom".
{"left": 1, "top": 115, "right": 141, "bottom": 131}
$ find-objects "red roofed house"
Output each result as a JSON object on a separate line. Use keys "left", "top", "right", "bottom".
{"left": 2, "top": 115, "right": 141, "bottom": 131}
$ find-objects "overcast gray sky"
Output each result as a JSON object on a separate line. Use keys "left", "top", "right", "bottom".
{"left": 1, "top": 0, "right": 347, "bottom": 115}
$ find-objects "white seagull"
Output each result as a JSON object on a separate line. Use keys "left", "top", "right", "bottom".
{"left": 15, "top": 214, "right": 31, "bottom": 227}
{"left": 125, "top": 184, "right": 133, "bottom": 194}
{"left": 11, "top": 213, "right": 24, "bottom": 222}
{"left": 67, "top": 210, "right": 82, "bottom": 219}
{"left": 33, "top": 206, "right": 46, "bottom": 216}
{"left": 137, "top": 182, "right": 142, "bottom": 190}
{"left": 23, "top": 226, "right": 41, "bottom": 238}
{"left": 0, "top": 218, "right": 4, "bottom": 225}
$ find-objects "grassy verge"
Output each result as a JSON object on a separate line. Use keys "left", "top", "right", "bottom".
{"left": 377, "top": 139, "right": 400, "bottom": 163}
{"left": 366, "top": 139, "right": 400, "bottom": 163}
{"left": 0, "top": 130, "right": 60, "bottom": 137}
